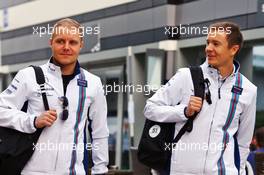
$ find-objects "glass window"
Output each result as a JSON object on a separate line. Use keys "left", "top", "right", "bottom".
{"left": 253, "top": 45, "right": 264, "bottom": 128}
{"left": 146, "top": 49, "right": 165, "bottom": 91}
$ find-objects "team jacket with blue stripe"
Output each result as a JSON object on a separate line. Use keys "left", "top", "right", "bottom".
{"left": 144, "top": 60, "right": 257, "bottom": 175}
{"left": 0, "top": 61, "right": 109, "bottom": 175}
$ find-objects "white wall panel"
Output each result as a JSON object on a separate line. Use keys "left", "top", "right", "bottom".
{"left": 0, "top": 0, "right": 136, "bottom": 31}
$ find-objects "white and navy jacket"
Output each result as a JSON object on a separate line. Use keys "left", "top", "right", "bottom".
{"left": 0, "top": 60, "right": 109, "bottom": 175}
{"left": 144, "top": 60, "right": 257, "bottom": 175}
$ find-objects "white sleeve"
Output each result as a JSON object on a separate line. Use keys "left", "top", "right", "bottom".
{"left": 237, "top": 87, "right": 257, "bottom": 175}
{"left": 144, "top": 68, "right": 189, "bottom": 123}
{"left": 89, "top": 79, "right": 109, "bottom": 174}
{"left": 0, "top": 69, "right": 36, "bottom": 133}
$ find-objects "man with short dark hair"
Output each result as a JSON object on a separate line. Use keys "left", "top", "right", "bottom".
{"left": 144, "top": 21, "right": 257, "bottom": 174}
{"left": 0, "top": 18, "right": 109, "bottom": 175}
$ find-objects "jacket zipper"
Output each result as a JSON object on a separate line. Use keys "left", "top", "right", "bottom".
{"left": 203, "top": 77, "right": 225, "bottom": 173}
{"left": 54, "top": 76, "right": 69, "bottom": 170}
{"left": 203, "top": 98, "right": 219, "bottom": 174}
{"left": 218, "top": 79, "right": 223, "bottom": 99}
{"left": 218, "top": 76, "right": 227, "bottom": 99}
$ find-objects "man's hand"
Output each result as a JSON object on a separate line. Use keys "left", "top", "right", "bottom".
{"left": 185, "top": 96, "right": 203, "bottom": 118}
{"left": 35, "top": 110, "right": 57, "bottom": 128}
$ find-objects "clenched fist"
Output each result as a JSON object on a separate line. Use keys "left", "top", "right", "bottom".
{"left": 35, "top": 110, "right": 57, "bottom": 128}
{"left": 185, "top": 96, "right": 203, "bottom": 118}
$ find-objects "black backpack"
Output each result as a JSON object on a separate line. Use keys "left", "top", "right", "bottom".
{"left": 137, "top": 66, "right": 205, "bottom": 170}
{"left": 0, "top": 66, "right": 49, "bottom": 174}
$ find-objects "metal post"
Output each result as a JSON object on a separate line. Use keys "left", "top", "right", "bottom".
{"left": 115, "top": 66, "right": 124, "bottom": 169}
{"left": 126, "top": 46, "right": 135, "bottom": 147}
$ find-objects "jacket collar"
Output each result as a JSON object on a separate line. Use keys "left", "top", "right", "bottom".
{"left": 201, "top": 58, "right": 240, "bottom": 80}
{"left": 46, "top": 57, "right": 81, "bottom": 76}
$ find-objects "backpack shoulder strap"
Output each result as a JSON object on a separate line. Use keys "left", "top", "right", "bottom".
{"left": 189, "top": 66, "right": 205, "bottom": 100}
{"left": 31, "top": 66, "right": 50, "bottom": 111}
{"left": 185, "top": 66, "right": 205, "bottom": 132}
{"left": 172, "top": 66, "right": 205, "bottom": 142}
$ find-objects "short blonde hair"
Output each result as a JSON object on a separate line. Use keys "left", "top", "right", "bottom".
{"left": 51, "top": 18, "right": 83, "bottom": 41}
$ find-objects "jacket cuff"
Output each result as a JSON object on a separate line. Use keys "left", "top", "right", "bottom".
{"left": 29, "top": 114, "right": 37, "bottom": 132}
{"left": 33, "top": 116, "right": 38, "bottom": 129}
{"left": 176, "top": 104, "right": 188, "bottom": 122}
{"left": 184, "top": 107, "right": 188, "bottom": 118}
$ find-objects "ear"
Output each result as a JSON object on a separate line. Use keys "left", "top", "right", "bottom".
{"left": 230, "top": 45, "right": 239, "bottom": 56}
{"left": 80, "top": 40, "right": 84, "bottom": 49}
{"left": 49, "top": 38, "right": 53, "bottom": 47}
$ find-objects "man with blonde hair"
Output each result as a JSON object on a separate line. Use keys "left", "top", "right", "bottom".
{"left": 0, "top": 18, "right": 109, "bottom": 175}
